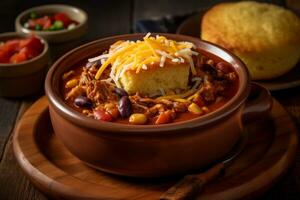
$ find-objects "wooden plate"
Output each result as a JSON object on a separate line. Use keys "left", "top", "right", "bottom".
{"left": 13, "top": 96, "right": 298, "bottom": 200}
{"left": 176, "top": 13, "right": 300, "bottom": 91}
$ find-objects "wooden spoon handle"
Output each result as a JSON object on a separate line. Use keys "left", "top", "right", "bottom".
{"left": 160, "top": 163, "right": 224, "bottom": 200}
{"left": 160, "top": 175, "right": 205, "bottom": 200}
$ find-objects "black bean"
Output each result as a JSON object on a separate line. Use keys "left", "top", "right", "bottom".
{"left": 74, "top": 96, "right": 93, "bottom": 108}
{"left": 118, "top": 96, "right": 132, "bottom": 118}
{"left": 115, "top": 87, "right": 128, "bottom": 97}
{"left": 202, "top": 64, "right": 217, "bottom": 76}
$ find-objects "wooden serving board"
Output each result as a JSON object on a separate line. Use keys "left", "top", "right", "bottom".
{"left": 13, "top": 96, "right": 298, "bottom": 200}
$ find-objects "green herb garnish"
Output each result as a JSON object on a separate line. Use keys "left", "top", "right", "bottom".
{"left": 30, "top": 11, "right": 37, "bottom": 19}
{"left": 35, "top": 24, "right": 42, "bottom": 31}
{"left": 49, "top": 20, "right": 64, "bottom": 31}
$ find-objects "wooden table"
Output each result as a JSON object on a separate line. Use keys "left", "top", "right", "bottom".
{"left": 0, "top": 0, "right": 299, "bottom": 199}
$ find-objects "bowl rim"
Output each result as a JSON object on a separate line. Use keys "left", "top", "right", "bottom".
{"left": 0, "top": 32, "right": 49, "bottom": 68}
{"left": 45, "top": 33, "right": 251, "bottom": 134}
{"left": 15, "top": 4, "right": 87, "bottom": 36}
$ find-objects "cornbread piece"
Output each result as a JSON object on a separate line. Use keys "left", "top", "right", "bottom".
{"left": 120, "top": 63, "right": 190, "bottom": 95}
{"left": 201, "top": 1, "right": 300, "bottom": 80}
{"left": 92, "top": 34, "right": 198, "bottom": 95}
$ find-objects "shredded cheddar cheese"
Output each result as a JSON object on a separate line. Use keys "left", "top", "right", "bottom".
{"left": 90, "top": 33, "right": 199, "bottom": 83}
{"left": 156, "top": 89, "right": 197, "bottom": 100}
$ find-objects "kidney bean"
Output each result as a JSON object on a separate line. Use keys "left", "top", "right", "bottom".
{"left": 94, "top": 109, "right": 112, "bottom": 122}
{"left": 216, "top": 62, "right": 231, "bottom": 73}
{"left": 118, "top": 96, "right": 132, "bottom": 118}
{"left": 115, "top": 87, "right": 128, "bottom": 97}
{"left": 74, "top": 96, "right": 92, "bottom": 108}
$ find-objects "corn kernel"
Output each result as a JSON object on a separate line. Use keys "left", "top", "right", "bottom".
{"left": 104, "top": 103, "right": 116, "bottom": 109}
{"left": 82, "top": 109, "right": 89, "bottom": 114}
{"left": 188, "top": 103, "right": 203, "bottom": 115}
{"left": 174, "top": 98, "right": 190, "bottom": 103}
{"left": 206, "top": 59, "right": 214, "bottom": 65}
{"left": 202, "top": 106, "right": 210, "bottom": 113}
{"left": 65, "top": 79, "right": 79, "bottom": 88}
{"left": 129, "top": 113, "right": 147, "bottom": 125}
{"left": 62, "top": 70, "right": 75, "bottom": 80}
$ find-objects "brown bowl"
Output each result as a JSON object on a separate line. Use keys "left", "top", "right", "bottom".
{"left": 45, "top": 33, "right": 272, "bottom": 177}
{"left": 15, "top": 4, "right": 87, "bottom": 43}
{"left": 0, "top": 32, "right": 49, "bottom": 97}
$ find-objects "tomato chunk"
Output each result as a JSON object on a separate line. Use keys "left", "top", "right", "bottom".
{"left": 155, "top": 111, "right": 173, "bottom": 124}
{"left": 20, "top": 36, "right": 43, "bottom": 53}
{"left": 22, "top": 47, "right": 39, "bottom": 59}
{"left": 9, "top": 51, "right": 27, "bottom": 64}
{"left": 0, "top": 51, "right": 10, "bottom": 63}
{"left": 54, "top": 13, "right": 72, "bottom": 27}
{"left": 0, "top": 36, "right": 43, "bottom": 64}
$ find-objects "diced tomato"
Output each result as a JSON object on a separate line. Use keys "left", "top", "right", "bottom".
{"left": 20, "top": 36, "right": 43, "bottom": 53}
{"left": 155, "top": 111, "right": 173, "bottom": 124}
{"left": 0, "top": 51, "right": 10, "bottom": 63}
{"left": 28, "top": 19, "right": 37, "bottom": 29}
{"left": 21, "top": 47, "right": 39, "bottom": 59}
{"left": 28, "top": 16, "right": 52, "bottom": 30}
{"left": 9, "top": 51, "right": 27, "bottom": 64}
{"left": 54, "top": 13, "right": 72, "bottom": 27}
{"left": 0, "top": 40, "right": 20, "bottom": 63}
{"left": 42, "top": 17, "right": 52, "bottom": 30}
{"left": 0, "top": 36, "right": 43, "bottom": 64}
{"left": 4, "top": 40, "right": 20, "bottom": 50}
{"left": 0, "top": 40, "right": 19, "bottom": 54}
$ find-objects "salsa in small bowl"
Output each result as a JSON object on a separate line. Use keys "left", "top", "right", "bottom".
{"left": 0, "top": 35, "right": 44, "bottom": 64}
{"left": 23, "top": 11, "right": 78, "bottom": 32}
{"left": 15, "top": 4, "right": 87, "bottom": 43}
{"left": 0, "top": 32, "right": 49, "bottom": 97}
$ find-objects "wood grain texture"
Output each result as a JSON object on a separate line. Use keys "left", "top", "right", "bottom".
{"left": 12, "top": 97, "right": 298, "bottom": 200}
{"left": 0, "top": 0, "right": 299, "bottom": 199}
{"left": 0, "top": 99, "right": 46, "bottom": 199}
{"left": 0, "top": 98, "right": 20, "bottom": 160}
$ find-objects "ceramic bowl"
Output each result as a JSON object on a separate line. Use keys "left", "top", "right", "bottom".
{"left": 0, "top": 32, "right": 49, "bottom": 97}
{"left": 45, "top": 33, "right": 272, "bottom": 177}
{"left": 15, "top": 4, "right": 87, "bottom": 43}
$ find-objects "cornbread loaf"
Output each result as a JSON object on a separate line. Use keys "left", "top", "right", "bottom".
{"left": 201, "top": 1, "right": 300, "bottom": 80}
{"left": 120, "top": 63, "right": 189, "bottom": 95}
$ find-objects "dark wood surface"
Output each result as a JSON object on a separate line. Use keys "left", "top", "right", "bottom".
{"left": 0, "top": 0, "right": 299, "bottom": 199}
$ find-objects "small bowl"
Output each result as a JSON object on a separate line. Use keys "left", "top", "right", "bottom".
{"left": 15, "top": 4, "right": 87, "bottom": 43}
{"left": 0, "top": 32, "right": 49, "bottom": 97}
{"left": 45, "top": 33, "right": 272, "bottom": 177}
